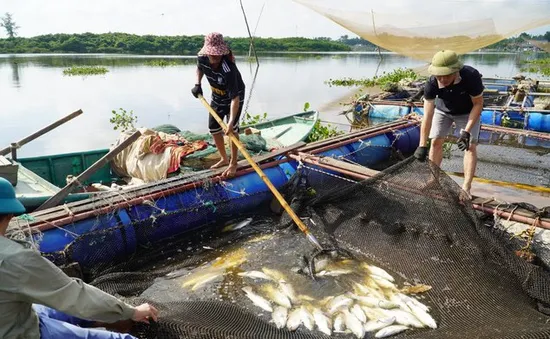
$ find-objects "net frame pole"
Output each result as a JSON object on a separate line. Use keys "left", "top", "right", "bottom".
{"left": 198, "top": 95, "right": 323, "bottom": 250}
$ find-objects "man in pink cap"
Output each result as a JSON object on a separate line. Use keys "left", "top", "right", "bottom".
{"left": 192, "top": 32, "right": 245, "bottom": 178}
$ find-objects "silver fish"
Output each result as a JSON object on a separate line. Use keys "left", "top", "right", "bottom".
{"left": 371, "top": 275, "right": 397, "bottom": 290}
{"left": 317, "top": 269, "right": 353, "bottom": 277}
{"left": 279, "top": 281, "right": 298, "bottom": 303}
{"left": 299, "top": 306, "right": 315, "bottom": 331}
{"left": 374, "top": 324, "right": 409, "bottom": 338}
{"left": 364, "top": 317, "right": 396, "bottom": 332}
{"left": 327, "top": 295, "right": 354, "bottom": 315}
{"left": 262, "top": 267, "right": 287, "bottom": 282}
{"left": 222, "top": 217, "right": 252, "bottom": 232}
{"left": 272, "top": 306, "right": 288, "bottom": 329}
{"left": 287, "top": 308, "right": 303, "bottom": 331}
{"left": 238, "top": 271, "right": 274, "bottom": 281}
{"left": 351, "top": 304, "right": 367, "bottom": 323}
{"left": 351, "top": 294, "right": 398, "bottom": 310}
{"left": 380, "top": 309, "right": 424, "bottom": 328}
{"left": 404, "top": 300, "right": 437, "bottom": 329}
{"left": 264, "top": 284, "right": 292, "bottom": 309}
{"left": 362, "top": 263, "right": 395, "bottom": 282}
{"left": 343, "top": 309, "right": 366, "bottom": 339}
{"left": 312, "top": 307, "right": 332, "bottom": 336}
{"left": 399, "top": 293, "right": 430, "bottom": 313}
{"left": 242, "top": 286, "right": 273, "bottom": 312}
{"left": 333, "top": 312, "right": 346, "bottom": 332}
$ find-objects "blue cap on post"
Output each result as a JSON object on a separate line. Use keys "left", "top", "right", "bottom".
{"left": 0, "top": 177, "right": 25, "bottom": 215}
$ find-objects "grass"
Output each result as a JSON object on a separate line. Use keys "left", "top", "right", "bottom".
{"left": 63, "top": 66, "right": 109, "bottom": 76}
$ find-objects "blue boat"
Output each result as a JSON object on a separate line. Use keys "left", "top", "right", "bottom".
{"left": 8, "top": 120, "right": 420, "bottom": 272}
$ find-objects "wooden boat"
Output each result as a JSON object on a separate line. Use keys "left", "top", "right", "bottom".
{"left": 12, "top": 110, "right": 320, "bottom": 211}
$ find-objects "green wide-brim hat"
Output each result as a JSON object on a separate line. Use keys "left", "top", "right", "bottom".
{"left": 0, "top": 177, "right": 25, "bottom": 215}
{"left": 428, "top": 50, "right": 464, "bottom": 76}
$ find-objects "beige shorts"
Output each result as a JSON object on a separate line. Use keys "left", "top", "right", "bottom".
{"left": 429, "top": 109, "right": 481, "bottom": 143}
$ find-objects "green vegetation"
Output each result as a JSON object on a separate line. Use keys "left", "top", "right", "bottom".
{"left": 110, "top": 108, "right": 138, "bottom": 132}
{"left": 0, "top": 33, "right": 351, "bottom": 54}
{"left": 144, "top": 59, "right": 180, "bottom": 67}
{"left": 0, "top": 13, "right": 19, "bottom": 39}
{"left": 306, "top": 120, "right": 344, "bottom": 143}
{"left": 325, "top": 68, "right": 420, "bottom": 87}
{"left": 63, "top": 66, "right": 109, "bottom": 76}
{"left": 520, "top": 57, "right": 550, "bottom": 76}
{"left": 242, "top": 112, "right": 268, "bottom": 126}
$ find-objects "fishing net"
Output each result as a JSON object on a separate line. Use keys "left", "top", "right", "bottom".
{"left": 42, "top": 154, "right": 550, "bottom": 338}
{"left": 294, "top": 0, "right": 550, "bottom": 62}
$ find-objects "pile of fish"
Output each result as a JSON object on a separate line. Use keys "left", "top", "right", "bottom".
{"left": 238, "top": 263, "right": 436, "bottom": 338}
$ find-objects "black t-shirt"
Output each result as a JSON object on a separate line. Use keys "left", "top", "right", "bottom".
{"left": 197, "top": 55, "right": 245, "bottom": 106}
{"left": 424, "top": 65, "right": 484, "bottom": 115}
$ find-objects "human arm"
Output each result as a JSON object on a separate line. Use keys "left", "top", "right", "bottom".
{"left": 419, "top": 99, "right": 435, "bottom": 147}
{"left": 226, "top": 96, "right": 240, "bottom": 137}
{"left": 192, "top": 60, "right": 204, "bottom": 98}
{"left": 8, "top": 249, "right": 157, "bottom": 323}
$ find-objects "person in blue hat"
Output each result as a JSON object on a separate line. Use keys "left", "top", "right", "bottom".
{"left": 0, "top": 177, "right": 159, "bottom": 339}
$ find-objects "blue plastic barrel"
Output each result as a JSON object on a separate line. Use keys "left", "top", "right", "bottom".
{"left": 348, "top": 134, "right": 392, "bottom": 167}
{"left": 481, "top": 110, "right": 503, "bottom": 126}
{"left": 388, "top": 126, "right": 420, "bottom": 155}
{"left": 526, "top": 113, "right": 550, "bottom": 132}
{"left": 368, "top": 105, "right": 410, "bottom": 120}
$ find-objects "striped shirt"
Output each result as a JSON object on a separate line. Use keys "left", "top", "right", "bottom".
{"left": 197, "top": 55, "right": 245, "bottom": 106}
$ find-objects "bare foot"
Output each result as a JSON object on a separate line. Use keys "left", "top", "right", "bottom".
{"left": 221, "top": 164, "right": 237, "bottom": 178}
{"left": 210, "top": 158, "right": 229, "bottom": 169}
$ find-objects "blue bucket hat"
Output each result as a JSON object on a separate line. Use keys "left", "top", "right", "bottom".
{"left": 0, "top": 177, "right": 25, "bottom": 215}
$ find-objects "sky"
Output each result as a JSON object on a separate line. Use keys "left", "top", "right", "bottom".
{"left": 0, "top": 0, "right": 549, "bottom": 39}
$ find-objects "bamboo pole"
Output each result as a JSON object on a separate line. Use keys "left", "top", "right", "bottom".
{"left": 199, "top": 95, "right": 322, "bottom": 250}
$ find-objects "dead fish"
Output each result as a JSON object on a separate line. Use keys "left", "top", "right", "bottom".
{"left": 380, "top": 309, "right": 424, "bottom": 328}
{"left": 287, "top": 308, "right": 303, "bottom": 331}
{"left": 272, "top": 306, "right": 288, "bottom": 329}
{"left": 263, "top": 284, "right": 292, "bottom": 309}
{"left": 237, "top": 271, "right": 274, "bottom": 281}
{"left": 364, "top": 317, "right": 397, "bottom": 333}
{"left": 333, "top": 312, "right": 346, "bottom": 332}
{"left": 371, "top": 275, "right": 397, "bottom": 290}
{"left": 400, "top": 283, "right": 432, "bottom": 294}
{"left": 311, "top": 307, "right": 332, "bottom": 336}
{"left": 299, "top": 306, "right": 315, "bottom": 331}
{"left": 327, "top": 295, "right": 354, "bottom": 315}
{"left": 279, "top": 281, "right": 298, "bottom": 303}
{"left": 242, "top": 286, "right": 273, "bottom": 312}
{"left": 398, "top": 293, "right": 430, "bottom": 313}
{"left": 317, "top": 269, "right": 354, "bottom": 277}
{"left": 404, "top": 299, "right": 437, "bottom": 329}
{"left": 262, "top": 267, "right": 287, "bottom": 282}
{"left": 342, "top": 309, "right": 366, "bottom": 339}
{"left": 222, "top": 217, "right": 253, "bottom": 232}
{"left": 351, "top": 304, "right": 367, "bottom": 323}
{"left": 374, "top": 324, "right": 409, "bottom": 338}
{"left": 362, "top": 263, "right": 395, "bottom": 282}
{"left": 181, "top": 269, "right": 224, "bottom": 289}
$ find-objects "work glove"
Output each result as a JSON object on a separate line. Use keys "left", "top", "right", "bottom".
{"left": 413, "top": 146, "right": 428, "bottom": 162}
{"left": 457, "top": 129, "right": 471, "bottom": 151}
{"left": 191, "top": 84, "right": 202, "bottom": 98}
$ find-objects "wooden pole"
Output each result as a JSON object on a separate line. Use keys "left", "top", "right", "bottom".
{"left": 0, "top": 109, "right": 83, "bottom": 156}
{"left": 239, "top": 0, "right": 259, "bottom": 67}
{"left": 199, "top": 95, "right": 323, "bottom": 250}
{"left": 35, "top": 130, "right": 142, "bottom": 211}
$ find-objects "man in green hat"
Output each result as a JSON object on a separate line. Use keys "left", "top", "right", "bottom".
{"left": 0, "top": 177, "right": 159, "bottom": 338}
{"left": 414, "top": 50, "right": 484, "bottom": 197}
